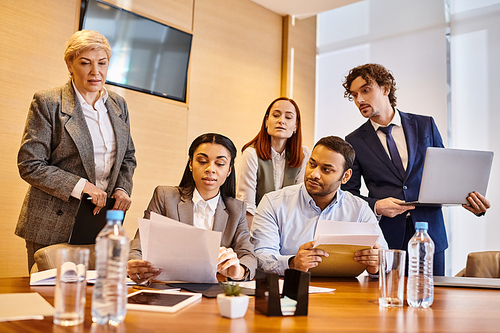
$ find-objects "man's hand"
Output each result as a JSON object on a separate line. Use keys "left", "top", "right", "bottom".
{"left": 112, "top": 189, "right": 132, "bottom": 212}
{"left": 463, "top": 191, "right": 490, "bottom": 215}
{"left": 375, "top": 197, "right": 414, "bottom": 218}
{"left": 289, "top": 241, "right": 329, "bottom": 272}
{"left": 354, "top": 243, "right": 381, "bottom": 274}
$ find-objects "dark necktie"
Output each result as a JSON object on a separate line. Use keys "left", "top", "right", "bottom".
{"left": 379, "top": 125, "right": 406, "bottom": 179}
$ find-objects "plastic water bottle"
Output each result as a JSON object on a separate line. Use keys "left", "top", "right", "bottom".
{"left": 92, "top": 210, "right": 129, "bottom": 325}
{"left": 407, "top": 221, "right": 435, "bottom": 308}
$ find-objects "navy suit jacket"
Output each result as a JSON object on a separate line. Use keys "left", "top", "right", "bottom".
{"left": 342, "top": 110, "right": 448, "bottom": 253}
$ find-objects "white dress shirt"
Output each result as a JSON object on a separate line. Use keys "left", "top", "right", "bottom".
{"left": 192, "top": 188, "right": 220, "bottom": 230}
{"left": 70, "top": 82, "right": 116, "bottom": 198}
{"left": 370, "top": 109, "right": 408, "bottom": 170}
{"left": 236, "top": 146, "right": 311, "bottom": 215}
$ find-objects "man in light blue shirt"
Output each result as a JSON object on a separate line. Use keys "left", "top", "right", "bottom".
{"left": 251, "top": 136, "right": 388, "bottom": 276}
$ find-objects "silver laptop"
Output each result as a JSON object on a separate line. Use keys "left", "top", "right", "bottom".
{"left": 404, "top": 147, "right": 493, "bottom": 206}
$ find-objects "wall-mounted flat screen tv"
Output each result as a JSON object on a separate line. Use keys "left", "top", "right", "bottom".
{"left": 79, "top": 0, "right": 192, "bottom": 102}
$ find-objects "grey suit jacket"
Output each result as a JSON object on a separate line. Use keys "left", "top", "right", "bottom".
{"left": 129, "top": 186, "right": 257, "bottom": 280}
{"left": 16, "top": 80, "right": 136, "bottom": 245}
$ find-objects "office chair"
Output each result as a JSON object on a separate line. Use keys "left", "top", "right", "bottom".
{"left": 455, "top": 251, "right": 500, "bottom": 278}
{"left": 31, "top": 243, "right": 96, "bottom": 274}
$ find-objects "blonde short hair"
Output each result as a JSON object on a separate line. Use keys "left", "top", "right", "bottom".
{"left": 64, "top": 30, "right": 111, "bottom": 64}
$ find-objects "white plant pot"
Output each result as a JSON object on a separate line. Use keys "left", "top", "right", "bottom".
{"left": 216, "top": 294, "right": 249, "bottom": 319}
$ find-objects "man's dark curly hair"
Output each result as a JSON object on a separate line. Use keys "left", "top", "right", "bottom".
{"left": 342, "top": 63, "right": 397, "bottom": 107}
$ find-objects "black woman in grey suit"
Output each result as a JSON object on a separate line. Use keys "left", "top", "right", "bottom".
{"left": 128, "top": 133, "right": 256, "bottom": 284}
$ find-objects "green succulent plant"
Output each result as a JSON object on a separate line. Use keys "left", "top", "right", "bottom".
{"left": 219, "top": 279, "right": 242, "bottom": 296}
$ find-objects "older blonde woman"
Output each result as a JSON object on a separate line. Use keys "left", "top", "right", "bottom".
{"left": 16, "top": 30, "right": 136, "bottom": 272}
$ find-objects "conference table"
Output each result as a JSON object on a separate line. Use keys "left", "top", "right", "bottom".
{"left": 0, "top": 276, "right": 499, "bottom": 332}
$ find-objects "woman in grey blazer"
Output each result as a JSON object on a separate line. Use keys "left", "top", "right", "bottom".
{"left": 128, "top": 133, "right": 256, "bottom": 283}
{"left": 16, "top": 30, "right": 136, "bottom": 272}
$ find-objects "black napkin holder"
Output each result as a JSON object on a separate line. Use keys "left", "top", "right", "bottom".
{"left": 254, "top": 268, "right": 310, "bottom": 316}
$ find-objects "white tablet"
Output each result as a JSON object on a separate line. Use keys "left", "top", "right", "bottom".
{"left": 127, "top": 290, "right": 202, "bottom": 313}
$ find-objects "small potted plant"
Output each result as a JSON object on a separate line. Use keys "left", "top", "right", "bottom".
{"left": 217, "top": 280, "right": 249, "bottom": 319}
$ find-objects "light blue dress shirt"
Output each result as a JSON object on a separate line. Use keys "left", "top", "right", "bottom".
{"left": 250, "top": 184, "right": 388, "bottom": 275}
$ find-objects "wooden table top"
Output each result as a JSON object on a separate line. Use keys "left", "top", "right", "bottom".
{"left": 0, "top": 276, "right": 499, "bottom": 332}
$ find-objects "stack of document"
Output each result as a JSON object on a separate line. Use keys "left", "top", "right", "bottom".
{"left": 138, "top": 212, "right": 221, "bottom": 283}
{"left": 30, "top": 269, "right": 97, "bottom": 286}
{"left": 310, "top": 220, "right": 379, "bottom": 277}
{"left": 30, "top": 269, "right": 134, "bottom": 286}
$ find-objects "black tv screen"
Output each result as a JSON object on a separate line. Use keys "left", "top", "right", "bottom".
{"left": 79, "top": 0, "right": 192, "bottom": 102}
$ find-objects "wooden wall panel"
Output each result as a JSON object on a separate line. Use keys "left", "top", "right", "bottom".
{"left": 282, "top": 16, "right": 317, "bottom": 150}
{"left": 0, "top": 0, "right": 80, "bottom": 277}
{"left": 0, "top": 0, "right": 316, "bottom": 277}
{"left": 291, "top": 16, "right": 316, "bottom": 150}
{"left": 188, "top": 0, "right": 283, "bottom": 153}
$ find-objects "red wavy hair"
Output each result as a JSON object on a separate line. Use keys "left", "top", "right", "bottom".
{"left": 242, "top": 97, "right": 304, "bottom": 168}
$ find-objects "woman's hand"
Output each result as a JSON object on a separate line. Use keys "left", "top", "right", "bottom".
{"left": 127, "top": 260, "right": 162, "bottom": 285}
{"left": 217, "top": 247, "right": 245, "bottom": 280}
{"left": 82, "top": 181, "right": 107, "bottom": 215}
{"left": 112, "top": 189, "right": 132, "bottom": 212}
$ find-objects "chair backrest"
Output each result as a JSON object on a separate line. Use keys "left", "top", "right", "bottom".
{"left": 31, "top": 243, "right": 96, "bottom": 274}
{"left": 455, "top": 251, "right": 500, "bottom": 278}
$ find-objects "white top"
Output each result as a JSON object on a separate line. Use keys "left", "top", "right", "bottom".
{"left": 192, "top": 188, "right": 220, "bottom": 230}
{"left": 370, "top": 109, "right": 408, "bottom": 170}
{"left": 70, "top": 82, "right": 116, "bottom": 198}
{"left": 236, "top": 145, "right": 311, "bottom": 215}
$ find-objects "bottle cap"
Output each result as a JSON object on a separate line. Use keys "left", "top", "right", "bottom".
{"left": 107, "top": 210, "right": 124, "bottom": 221}
{"left": 415, "top": 221, "right": 428, "bottom": 230}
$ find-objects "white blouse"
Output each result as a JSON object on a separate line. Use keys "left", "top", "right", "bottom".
{"left": 70, "top": 83, "right": 116, "bottom": 198}
{"left": 236, "top": 146, "right": 311, "bottom": 215}
{"left": 192, "top": 188, "right": 220, "bottom": 230}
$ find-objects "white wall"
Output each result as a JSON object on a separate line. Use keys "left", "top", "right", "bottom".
{"left": 317, "top": 0, "right": 500, "bottom": 275}
{"left": 447, "top": 0, "right": 500, "bottom": 275}
{"left": 316, "top": 0, "right": 448, "bottom": 143}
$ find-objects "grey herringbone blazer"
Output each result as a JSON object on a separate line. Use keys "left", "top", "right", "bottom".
{"left": 16, "top": 80, "right": 136, "bottom": 245}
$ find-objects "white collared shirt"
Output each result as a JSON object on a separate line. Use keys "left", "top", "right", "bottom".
{"left": 70, "top": 82, "right": 116, "bottom": 198}
{"left": 370, "top": 108, "right": 408, "bottom": 170}
{"left": 192, "top": 188, "right": 220, "bottom": 230}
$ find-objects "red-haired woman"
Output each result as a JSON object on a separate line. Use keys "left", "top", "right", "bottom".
{"left": 237, "top": 97, "right": 310, "bottom": 227}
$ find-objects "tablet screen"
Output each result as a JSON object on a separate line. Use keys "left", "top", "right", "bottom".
{"left": 127, "top": 290, "right": 202, "bottom": 313}
{"left": 128, "top": 292, "right": 193, "bottom": 307}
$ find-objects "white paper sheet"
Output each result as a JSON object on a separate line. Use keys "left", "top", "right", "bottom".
{"left": 313, "top": 220, "right": 379, "bottom": 247}
{"left": 138, "top": 214, "right": 221, "bottom": 283}
{"left": 238, "top": 280, "right": 335, "bottom": 294}
{"left": 0, "top": 293, "right": 54, "bottom": 322}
